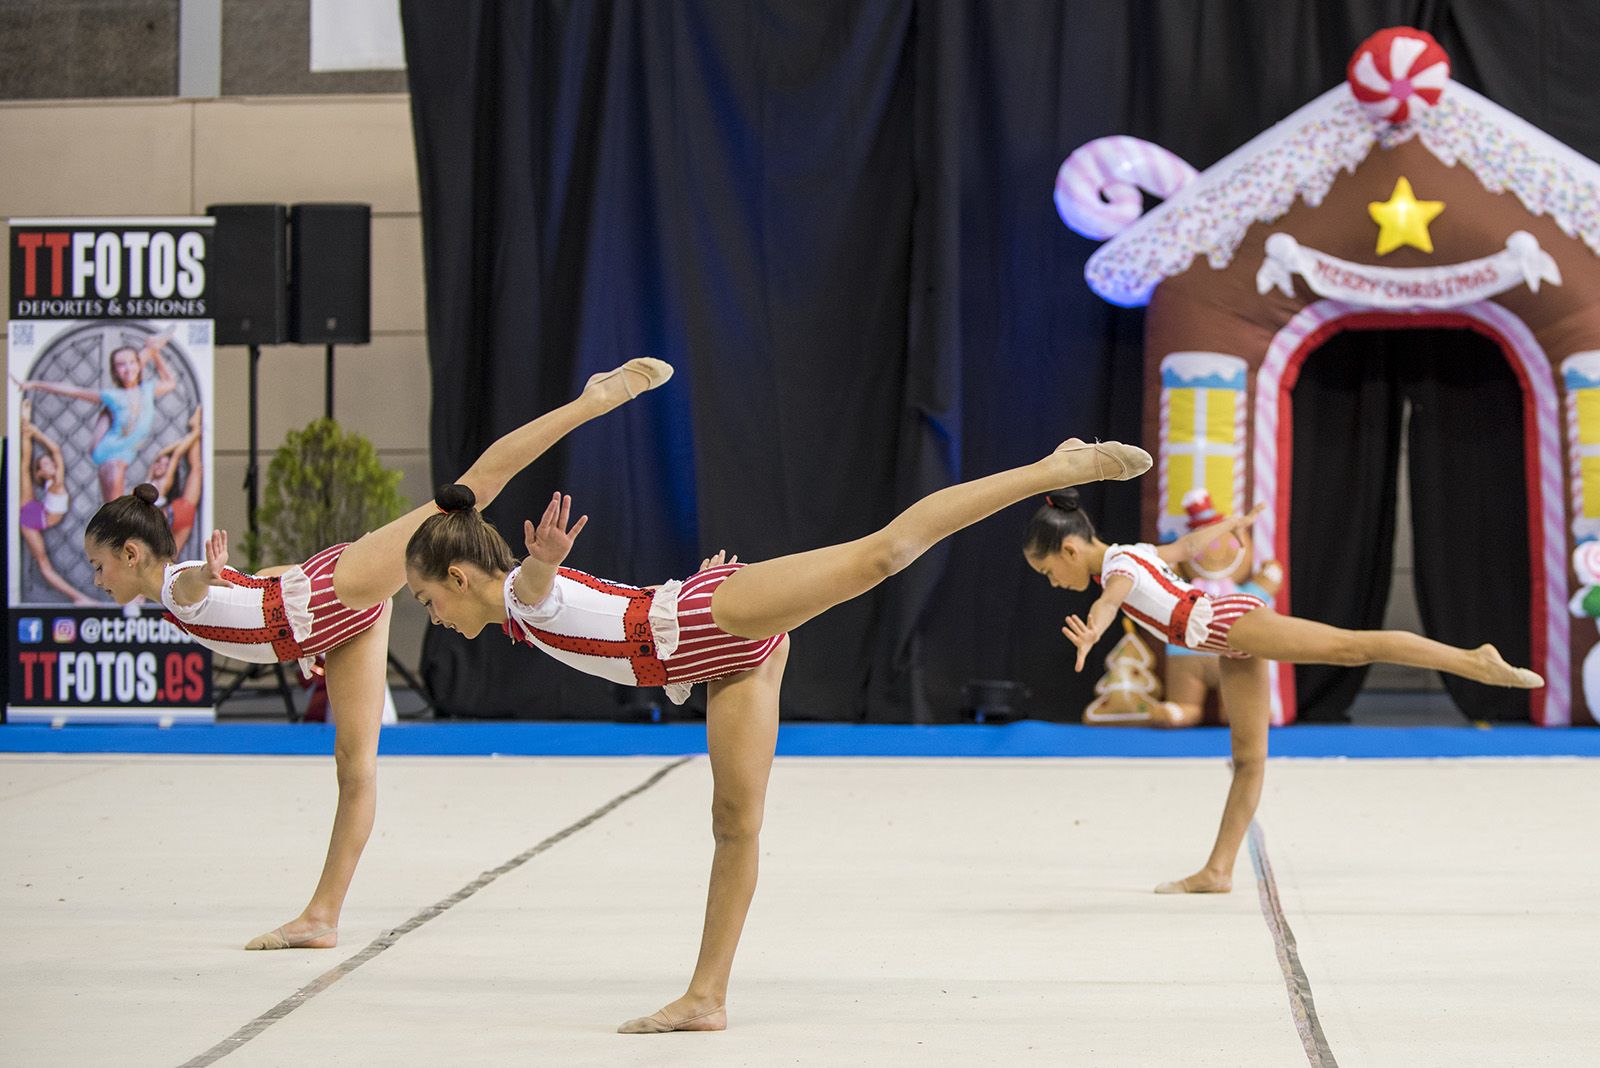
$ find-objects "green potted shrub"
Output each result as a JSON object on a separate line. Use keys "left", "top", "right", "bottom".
{"left": 256, "top": 418, "right": 409, "bottom": 721}
{"left": 256, "top": 418, "right": 408, "bottom": 567}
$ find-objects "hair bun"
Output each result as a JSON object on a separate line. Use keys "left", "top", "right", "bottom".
{"left": 131, "top": 483, "right": 161, "bottom": 505}
{"left": 1044, "top": 487, "right": 1080, "bottom": 511}
{"left": 434, "top": 483, "right": 476, "bottom": 513}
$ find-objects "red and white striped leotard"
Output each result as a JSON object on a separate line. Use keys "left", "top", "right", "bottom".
{"left": 1099, "top": 543, "right": 1265, "bottom": 659}
{"left": 502, "top": 562, "right": 785, "bottom": 703}
{"left": 161, "top": 543, "right": 385, "bottom": 676}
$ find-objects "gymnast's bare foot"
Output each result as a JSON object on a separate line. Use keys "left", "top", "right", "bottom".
{"left": 583, "top": 357, "right": 674, "bottom": 410}
{"left": 1050, "top": 438, "right": 1153, "bottom": 483}
{"left": 244, "top": 914, "right": 339, "bottom": 950}
{"left": 1466, "top": 644, "right": 1544, "bottom": 689}
{"left": 617, "top": 994, "right": 727, "bottom": 1034}
{"left": 1154, "top": 868, "right": 1232, "bottom": 894}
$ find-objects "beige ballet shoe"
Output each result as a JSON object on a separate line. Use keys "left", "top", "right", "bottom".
{"left": 1054, "top": 439, "right": 1153, "bottom": 481}
{"left": 617, "top": 1006, "right": 727, "bottom": 1034}
{"left": 1471, "top": 644, "right": 1545, "bottom": 689}
{"left": 243, "top": 925, "right": 338, "bottom": 951}
{"left": 586, "top": 357, "right": 674, "bottom": 400}
{"left": 1154, "top": 875, "right": 1231, "bottom": 894}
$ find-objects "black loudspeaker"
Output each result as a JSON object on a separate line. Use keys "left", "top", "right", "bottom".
{"left": 206, "top": 203, "right": 288, "bottom": 346}
{"left": 289, "top": 203, "right": 371, "bottom": 344}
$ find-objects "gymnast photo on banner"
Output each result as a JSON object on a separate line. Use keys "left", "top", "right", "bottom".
{"left": 8, "top": 318, "right": 213, "bottom": 607}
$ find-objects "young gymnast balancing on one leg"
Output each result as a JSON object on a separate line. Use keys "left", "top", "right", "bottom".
{"left": 80, "top": 359, "right": 672, "bottom": 950}
{"left": 1023, "top": 489, "right": 1543, "bottom": 895}
{"left": 402, "top": 438, "right": 1153, "bottom": 1033}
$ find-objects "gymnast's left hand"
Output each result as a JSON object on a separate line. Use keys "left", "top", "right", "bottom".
{"left": 1061, "top": 614, "right": 1103, "bottom": 672}
{"left": 524, "top": 492, "right": 588, "bottom": 568}
{"left": 699, "top": 549, "right": 739, "bottom": 571}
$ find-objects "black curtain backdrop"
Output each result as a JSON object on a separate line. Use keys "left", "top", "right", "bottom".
{"left": 1290, "top": 329, "right": 1530, "bottom": 722}
{"left": 400, "top": 0, "right": 1596, "bottom": 721}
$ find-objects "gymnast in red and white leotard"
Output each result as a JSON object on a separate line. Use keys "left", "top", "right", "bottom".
{"left": 80, "top": 358, "right": 674, "bottom": 954}
{"left": 1097, "top": 541, "right": 1265, "bottom": 660}
{"left": 404, "top": 436, "right": 1154, "bottom": 1034}
{"left": 501, "top": 562, "right": 785, "bottom": 703}
{"left": 1022, "top": 487, "right": 1544, "bottom": 899}
{"left": 160, "top": 541, "right": 386, "bottom": 676}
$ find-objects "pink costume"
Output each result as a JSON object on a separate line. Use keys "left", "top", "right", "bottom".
{"left": 161, "top": 543, "right": 384, "bottom": 676}
{"left": 502, "top": 562, "right": 784, "bottom": 703}
{"left": 1099, "top": 543, "right": 1265, "bottom": 660}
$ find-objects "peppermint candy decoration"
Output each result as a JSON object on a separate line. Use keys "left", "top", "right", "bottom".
{"left": 1054, "top": 136, "right": 1198, "bottom": 241}
{"left": 1347, "top": 27, "right": 1450, "bottom": 124}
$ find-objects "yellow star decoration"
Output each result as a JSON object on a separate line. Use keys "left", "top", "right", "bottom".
{"left": 1368, "top": 176, "right": 1444, "bottom": 255}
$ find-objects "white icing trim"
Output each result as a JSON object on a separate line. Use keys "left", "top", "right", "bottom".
{"left": 1081, "top": 80, "right": 1600, "bottom": 306}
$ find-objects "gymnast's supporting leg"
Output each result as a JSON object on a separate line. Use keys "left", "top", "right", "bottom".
{"left": 1156, "top": 654, "right": 1269, "bottom": 894}
{"left": 618, "top": 637, "right": 789, "bottom": 1034}
{"left": 245, "top": 604, "right": 391, "bottom": 948}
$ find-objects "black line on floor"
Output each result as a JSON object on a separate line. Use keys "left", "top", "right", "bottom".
{"left": 179, "top": 756, "right": 693, "bottom": 1067}
{"left": 1248, "top": 820, "right": 1338, "bottom": 1068}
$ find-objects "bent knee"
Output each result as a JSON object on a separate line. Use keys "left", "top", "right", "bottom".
{"left": 710, "top": 799, "right": 764, "bottom": 844}
{"left": 333, "top": 748, "right": 377, "bottom": 788}
{"left": 1231, "top": 753, "right": 1267, "bottom": 775}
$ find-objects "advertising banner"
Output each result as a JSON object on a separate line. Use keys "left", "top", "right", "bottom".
{"left": 7, "top": 217, "right": 216, "bottom": 723}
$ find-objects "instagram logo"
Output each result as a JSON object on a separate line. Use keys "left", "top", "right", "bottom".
{"left": 52, "top": 617, "right": 78, "bottom": 643}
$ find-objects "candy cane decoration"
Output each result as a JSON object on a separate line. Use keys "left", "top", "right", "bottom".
{"left": 1054, "top": 136, "right": 1198, "bottom": 240}
{"left": 1346, "top": 27, "right": 1450, "bottom": 124}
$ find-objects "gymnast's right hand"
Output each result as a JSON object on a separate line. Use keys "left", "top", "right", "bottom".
{"left": 524, "top": 492, "right": 588, "bottom": 568}
{"left": 1061, "top": 613, "right": 1103, "bottom": 672}
{"left": 699, "top": 549, "right": 738, "bottom": 571}
{"left": 203, "top": 529, "right": 235, "bottom": 586}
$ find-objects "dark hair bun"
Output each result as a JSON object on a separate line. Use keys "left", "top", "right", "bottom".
{"left": 131, "top": 483, "right": 161, "bottom": 505}
{"left": 1044, "top": 487, "right": 1080, "bottom": 511}
{"left": 435, "top": 483, "right": 477, "bottom": 513}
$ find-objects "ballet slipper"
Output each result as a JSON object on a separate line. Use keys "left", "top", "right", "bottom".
{"left": 586, "top": 357, "right": 674, "bottom": 400}
{"left": 1053, "top": 439, "right": 1153, "bottom": 482}
{"left": 1154, "top": 874, "right": 1231, "bottom": 894}
{"left": 616, "top": 1006, "right": 727, "bottom": 1034}
{"left": 1471, "top": 644, "right": 1545, "bottom": 689}
{"left": 243, "top": 925, "right": 338, "bottom": 950}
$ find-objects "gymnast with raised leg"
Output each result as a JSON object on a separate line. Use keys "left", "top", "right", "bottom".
{"left": 79, "top": 359, "right": 672, "bottom": 950}
{"left": 1023, "top": 490, "right": 1543, "bottom": 895}
{"left": 13, "top": 327, "right": 177, "bottom": 500}
{"left": 402, "top": 438, "right": 1153, "bottom": 1034}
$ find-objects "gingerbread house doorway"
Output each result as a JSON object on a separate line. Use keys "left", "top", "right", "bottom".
{"left": 1286, "top": 322, "right": 1533, "bottom": 723}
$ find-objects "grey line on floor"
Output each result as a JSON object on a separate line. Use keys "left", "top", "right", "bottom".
{"left": 1248, "top": 819, "right": 1338, "bottom": 1068}
{"left": 179, "top": 756, "right": 695, "bottom": 1067}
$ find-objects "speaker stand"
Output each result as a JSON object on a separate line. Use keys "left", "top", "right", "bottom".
{"left": 324, "top": 343, "right": 335, "bottom": 419}
{"left": 213, "top": 342, "right": 302, "bottom": 720}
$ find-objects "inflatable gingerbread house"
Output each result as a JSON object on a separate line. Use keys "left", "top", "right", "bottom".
{"left": 1057, "top": 28, "right": 1600, "bottom": 726}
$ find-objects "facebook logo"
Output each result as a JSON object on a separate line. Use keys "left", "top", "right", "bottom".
{"left": 17, "top": 617, "right": 43, "bottom": 643}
